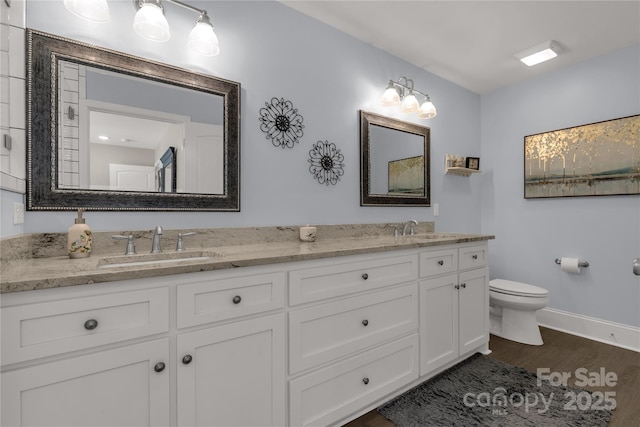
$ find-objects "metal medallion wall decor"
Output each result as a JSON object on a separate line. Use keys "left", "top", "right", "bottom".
{"left": 308, "top": 140, "right": 345, "bottom": 185}
{"left": 258, "top": 97, "right": 305, "bottom": 149}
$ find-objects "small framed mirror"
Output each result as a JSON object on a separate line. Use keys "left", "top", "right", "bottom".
{"left": 360, "top": 110, "right": 431, "bottom": 206}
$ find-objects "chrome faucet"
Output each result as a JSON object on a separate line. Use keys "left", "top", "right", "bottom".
{"left": 151, "top": 225, "right": 163, "bottom": 253}
{"left": 402, "top": 219, "right": 419, "bottom": 236}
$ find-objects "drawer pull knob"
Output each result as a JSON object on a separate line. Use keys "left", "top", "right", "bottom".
{"left": 472, "top": 254, "right": 478, "bottom": 260}
{"left": 362, "top": 319, "right": 369, "bottom": 327}
{"left": 438, "top": 260, "right": 444, "bottom": 266}
{"left": 454, "top": 284, "right": 460, "bottom": 290}
{"left": 154, "top": 362, "right": 166, "bottom": 373}
{"left": 461, "top": 283, "right": 467, "bottom": 288}
{"left": 362, "top": 377, "right": 370, "bottom": 385}
{"left": 362, "top": 273, "right": 369, "bottom": 280}
{"left": 232, "top": 295, "right": 242, "bottom": 304}
{"left": 182, "top": 355, "right": 193, "bottom": 365}
{"left": 84, "top": 319, "right": 98, "bottom": 330}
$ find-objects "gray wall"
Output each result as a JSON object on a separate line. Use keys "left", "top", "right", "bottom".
{"left": 17, "top": 0, "right": 481, "bottom": 233}
{"left": 480, "top": 45, "right": 640, "bottom": 327}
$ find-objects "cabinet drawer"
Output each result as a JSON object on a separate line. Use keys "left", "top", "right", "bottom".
{"left": 289, "top": 284, "right": 418, "bottom": 374}
{"left": 177, "top": 271, "right": 285, "bottom": 329}
{"left": 289, "top": 253, "right": 418, "bottom": 306}
{"left": 1, "top": 287, "right": 169, "bottom": 365}
{"left": 459, "top": 244, "right": 488, "bottom": 270}
{"left": 419, "top": 248, "right": 458, "bottom": 277}
{"left": 289, "top": 334, "right": 419, "bottom": 427}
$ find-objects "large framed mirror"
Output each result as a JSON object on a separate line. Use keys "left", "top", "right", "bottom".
{"left": 27, "top": 30, "right": 240, "bottom": 211}
{"left": 360, "top": 110, "right": 430, "bottom": 206}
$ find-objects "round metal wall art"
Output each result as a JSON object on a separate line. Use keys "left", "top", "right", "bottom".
{"left": 258, "top": 97, "right": 305, "bottom": 149}
{"left": 308, "top": 140, "right": 345, "bottom": 185}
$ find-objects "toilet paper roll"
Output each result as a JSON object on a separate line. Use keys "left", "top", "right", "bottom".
{"left": 299, "top": 226, "right": 317, "bottom": 242}
{"left": 560, "top": 257, "right": 581, "bottom": 274}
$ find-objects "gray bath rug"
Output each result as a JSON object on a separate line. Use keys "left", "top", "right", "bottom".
{"left": 378, "top": 353, "right": 613, "bottom": 427}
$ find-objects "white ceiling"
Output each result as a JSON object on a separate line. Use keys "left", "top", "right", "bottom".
{"left": 281, "top": 1, "right": 640, "bottom": 94}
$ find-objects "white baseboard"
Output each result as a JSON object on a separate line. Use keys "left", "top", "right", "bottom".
{"left": 537, "top": 307, "right": 640, "bottom": 352}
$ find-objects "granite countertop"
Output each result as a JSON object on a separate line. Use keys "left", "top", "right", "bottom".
{"left": 0, "top": 223, "right": 494, "bottom": 293}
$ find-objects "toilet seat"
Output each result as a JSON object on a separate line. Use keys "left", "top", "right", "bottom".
{"left": 490, "top": 279, "right": 548, "bottom": 298}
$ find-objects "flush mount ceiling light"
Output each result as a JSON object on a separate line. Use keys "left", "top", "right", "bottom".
{"left": 63, "top": 0, "right": 111, "bottom": 22}
{"left": 380, "top": 77, "right": 437, "bottom": 119}
{"left": 517, "top": 40, "right": 562, "bottom": 67}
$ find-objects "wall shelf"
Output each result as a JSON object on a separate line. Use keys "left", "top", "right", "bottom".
{"left": 445, "top": 167, "right": 481, "bottom": 177}
{"left": 445, "top": 154, "right": 481, "bottom": 176}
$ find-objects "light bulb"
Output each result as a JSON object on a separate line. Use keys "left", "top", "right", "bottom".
{"left": 418, "top": 100, "right": 437, "bottom": 119}
{"left": 64, "top": 0, "right": 110, "bottom": 23}
{"left": 188, "top": 14, "right": 220, "bottom": 56}
{"left": 134, "top": 1, "right": 170, "bottom": 42}
{"left": 400, "top": 93, "right": 419, "bottom": 113}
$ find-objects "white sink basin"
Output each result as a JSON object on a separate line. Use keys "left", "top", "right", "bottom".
{"left": 97, "top": 251, "right": 221, "bottom": 269}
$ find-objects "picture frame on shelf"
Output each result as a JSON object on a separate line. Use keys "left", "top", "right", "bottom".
{"left": 465, "top": 157, "right": 480, "bottom": 170}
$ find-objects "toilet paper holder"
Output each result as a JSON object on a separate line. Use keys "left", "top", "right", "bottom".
{"left": 555, "top": 258, "right": 589, "bottom": 268}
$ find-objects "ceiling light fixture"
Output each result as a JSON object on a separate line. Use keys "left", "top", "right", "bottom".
{"left": 63, "top": 0, "right": 111, "bottom": 22}
{"left": 380, "top": 77, "right": 437, "bottom": 119}
{"left": 517, "top": 40, "right": 562, "bottom": 67}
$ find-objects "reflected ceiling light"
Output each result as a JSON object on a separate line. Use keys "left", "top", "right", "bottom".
{"left": 380, "top": 77, "right": 437, "bottom": 119}
{"left": 63, "top": 0, "right": 110, "bottom": 22}
{"left": 517, "top": 40, "right": 562, "bottom": 66}
{"left": 98, "top": 135, "right": 110, "bottom": 140}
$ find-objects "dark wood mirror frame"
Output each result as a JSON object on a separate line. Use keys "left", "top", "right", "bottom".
{"left": 27, "top": 30, "right": 240, "bottom": 211}
{"left": 360, "top": 110, "right": 431, "bottom": 206}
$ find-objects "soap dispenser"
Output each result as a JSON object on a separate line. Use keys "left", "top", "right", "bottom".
{"left": 68, "top": 208, "right": 92, "bottom": 258}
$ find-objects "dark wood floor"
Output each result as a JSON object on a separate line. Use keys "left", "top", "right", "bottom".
{"left": 343, "top": 328, "right": 640, "bottom": 427}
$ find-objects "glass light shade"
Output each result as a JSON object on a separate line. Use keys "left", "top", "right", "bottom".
{"left": 418, "top": 100, "right": 437, "bottom": 119}
{"left": 189, "top": 22, "right": 220, "bottom": 56}
{"left": 63, "top": 0, "right": 110, "bottom": 22}
{"left": 400, "top": 93, "right": 419, "bottom": 113}
{"left": 134, "top": 3, "right": 170, "bottom": 42}
{"left": 380, "top": 87, "right": 400, "bottom": 107}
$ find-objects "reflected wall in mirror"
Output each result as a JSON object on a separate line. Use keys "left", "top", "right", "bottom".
{"left": 360, "top": 110, "right": 430, "bottom": 206}
{"left": 27, "top": 30, "right": 240, "bottom": 211}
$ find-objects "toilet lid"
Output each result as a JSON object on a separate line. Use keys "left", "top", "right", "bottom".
{"left": 490, "top": 279, "right": 548, "bottom": 297}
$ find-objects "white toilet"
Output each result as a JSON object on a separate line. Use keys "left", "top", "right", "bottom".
{"left": 489, "top": 279, "right": 549, "bottom": 345}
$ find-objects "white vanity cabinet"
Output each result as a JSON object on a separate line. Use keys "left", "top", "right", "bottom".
{"left": 175, "top": 270, "right": 286, "bottom": 427}
{"left": 419, "top": 243, "right": 489, "bottom": 376}
{"left": 287, "top": 253, "right": 421, "bottom": 427}
{"left": 0, "top": 286, "right": 171, "bottom": 427}
{"left": 1, "top": 238, "right": 491, "bottom": 427}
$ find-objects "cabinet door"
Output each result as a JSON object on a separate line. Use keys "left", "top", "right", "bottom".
{"left": 419, "top": 274, "right": 459, "bottom": 375}
{"left": 458, "top": 268, "right": 489, "bottom": 354}
{"left": 1, "top": 339, "right": 170, "bottom": 427}
{"left": 177, "top": 314, "right": 286, "bottom": 427}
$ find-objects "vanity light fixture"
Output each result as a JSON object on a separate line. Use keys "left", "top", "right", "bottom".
{"left": 63, "top": 0, "right": 111, "bottom": 22}
{"left": 380, "top": 77, "right": 437, "bottom": 119}
{"left": 517, "top": 40, "right": 562, "bottom": 66}
{"left": 64, "top": 0, "right": 220, "bottom": 56}
{"left": 133, "top": 0, "right": 220, "bottom": 55}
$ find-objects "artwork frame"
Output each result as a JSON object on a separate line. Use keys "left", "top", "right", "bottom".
{"left": 524, "top": 115, "right": 640, "bottom": 199}
{"left": 465, "top": 157, "right": 480, "bottom": 170}
{"left": 388, "top": 155, "right": 425, "bottom": 195}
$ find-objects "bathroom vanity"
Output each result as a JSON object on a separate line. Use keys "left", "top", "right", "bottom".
{"left": 0, "top": 225, "right": 493, "bottom": 427}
